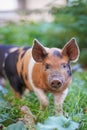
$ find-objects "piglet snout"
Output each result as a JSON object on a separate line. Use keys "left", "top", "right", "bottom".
{"left": 50, "top": 79, "right": 62, "bottom": 89}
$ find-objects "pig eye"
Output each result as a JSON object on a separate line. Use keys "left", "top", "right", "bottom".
{"left": 61, "top": 63, "right": 68, "bottom": 69}
{"left": 44, "top": 63, "right": 50, "bottom": 71}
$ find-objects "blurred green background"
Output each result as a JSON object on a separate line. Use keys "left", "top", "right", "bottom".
{"left": 0, "top": 0, "right": 87, "bottom": 68}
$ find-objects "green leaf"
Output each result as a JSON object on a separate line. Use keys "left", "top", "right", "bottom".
{"left": 37, "top": 116, "right": 79, "bottom": 130}
{"left": 6, "top": 121, "right": 26, "bottom": 130}
{"left": 0, "top": 117, "right": 15, "bottom": 126}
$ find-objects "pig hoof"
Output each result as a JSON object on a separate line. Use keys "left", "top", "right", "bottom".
{"left": 55, "top": 109, "right": 63, "bottom": 115}
{"left": 40, "top": 101, "right": 49, "bottom": 110}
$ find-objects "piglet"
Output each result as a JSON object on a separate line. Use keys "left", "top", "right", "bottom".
{"left": 1, "top": 38, "right": 79, "bottom": 115}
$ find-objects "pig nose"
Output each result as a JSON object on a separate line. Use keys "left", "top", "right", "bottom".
{"left": 51, "top": 80, "right": 62, "bottom": 88}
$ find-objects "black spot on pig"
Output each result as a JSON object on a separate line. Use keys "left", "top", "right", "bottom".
{"left": 67, "top": 62, "right": 72, "bottom": 76}
{"left": 53, "top": 50, "right": 62, "bottom": 58}
{"left": 20, "top": 47, "right": 31, "bottom": 59}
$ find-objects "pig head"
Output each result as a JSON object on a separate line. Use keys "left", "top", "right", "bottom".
{"left": 29, "top": 38, "right": 80, "bottom": 115}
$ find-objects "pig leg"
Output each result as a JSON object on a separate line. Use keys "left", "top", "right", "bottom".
{"left": 33, "top": 88, "right": 49, "bottom": 110}
{"left": 54, "top": 88, "right": 68, "bottom": 115}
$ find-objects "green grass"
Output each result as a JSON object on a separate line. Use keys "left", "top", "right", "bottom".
{"left": 64, "top": 71, "right": 87, "bottom": 130}
{"left": 0, "top": 71, "right": 87, "bottom": 130}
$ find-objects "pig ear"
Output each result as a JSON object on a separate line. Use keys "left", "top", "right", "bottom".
{"left": 32, "top": 39, "right": 48, "bottom": 62}
{"left": 62, "top": 38, "right": 80, "bottom": 62}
